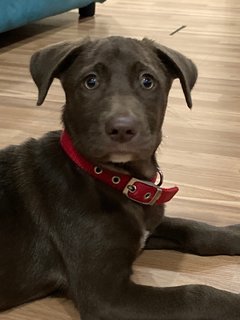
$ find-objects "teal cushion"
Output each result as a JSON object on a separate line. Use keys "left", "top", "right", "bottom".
{"left": 0, "top": 0, "right": 106, "bottom": 33}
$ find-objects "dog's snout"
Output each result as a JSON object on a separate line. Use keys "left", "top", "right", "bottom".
{"left": 105, "top": 116, "right": 138, "bottom": 142}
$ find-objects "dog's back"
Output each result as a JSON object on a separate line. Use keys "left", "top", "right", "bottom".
{"left": 0, "top": 133, "right": 65, "bottom": 310}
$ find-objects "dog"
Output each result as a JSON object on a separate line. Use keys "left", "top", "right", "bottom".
{"left": 0, "top": 36, "right": 239, "bottom": 319}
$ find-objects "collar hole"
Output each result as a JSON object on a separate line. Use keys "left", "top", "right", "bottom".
{"left": 112, "top": 176, "right": 121, "bottom": 184}
{"left": 144, "top": 192, "right": 151, "bottom": 199}
{"left": 94, "top": 167, "right": 103, "bottom": 175}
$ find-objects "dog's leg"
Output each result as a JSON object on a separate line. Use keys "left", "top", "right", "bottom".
{"left": 63, "top": 231, "right": 240, "bottom": 320}
{"left": 56, "top": 216, "right": 240, "bottom": 319}
{"left": 74, "top": 281, "right": 240, "bottom": 320}
{"left": 145, "top": 216, "right": 240, "bottom": 256}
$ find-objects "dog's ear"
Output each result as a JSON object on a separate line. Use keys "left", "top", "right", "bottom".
{"left": 142, "top": 39, "right": 198, "bottom": 108}
{"left": 30, "top": 39, "right": 89, "bottom": 106}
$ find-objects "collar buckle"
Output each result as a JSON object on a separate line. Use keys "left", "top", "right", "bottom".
{"left": 123, "top": 178, "right": 162, "bottom": 205}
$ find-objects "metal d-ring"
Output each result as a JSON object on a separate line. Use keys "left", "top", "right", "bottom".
{"left": 156, "top": 168, "right": 163, "bottom": 186}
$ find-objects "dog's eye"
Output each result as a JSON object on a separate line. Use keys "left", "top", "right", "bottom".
{"left": 140, "top": 73, "right": 155, "bottom": 90}
{"left": 84, "top": 74, "right": 99, "bottom": 90}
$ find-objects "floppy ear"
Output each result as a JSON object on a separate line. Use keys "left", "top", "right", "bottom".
{"left": 30, "top": 39, "right": 89, "bottom": 106}
{"left": 142, "top": 39, "right": 198, "bottom": 108}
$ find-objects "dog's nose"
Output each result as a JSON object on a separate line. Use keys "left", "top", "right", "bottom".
{"left": 105, "top": 116, "right": 138, "bottom": 142}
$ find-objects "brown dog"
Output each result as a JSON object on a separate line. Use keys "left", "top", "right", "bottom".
{"left": 0, "top": 36, "right": 239, "bottom": 319}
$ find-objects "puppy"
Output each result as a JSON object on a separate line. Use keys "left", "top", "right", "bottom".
{"left": 0, "top": 36, "right": 239, "bottom": 319}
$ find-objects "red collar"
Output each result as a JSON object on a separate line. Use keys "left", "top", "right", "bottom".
{"left": 60, "top": 130, "right": 179, "bottom": 206}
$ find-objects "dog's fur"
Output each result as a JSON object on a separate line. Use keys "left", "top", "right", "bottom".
{"left": 0, "top": 37, "right": 239, "bottom": 319}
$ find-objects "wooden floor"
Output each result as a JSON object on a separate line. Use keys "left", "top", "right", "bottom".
{"left": 0, "top": 0, "right": 240, "bottom": 318}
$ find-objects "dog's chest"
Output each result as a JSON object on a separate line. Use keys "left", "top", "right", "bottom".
{"left": 138, "top": 205, "right": 164, "bottom": 249}
{"left": 140, "top": 230, "right": 150, "bottom": 249}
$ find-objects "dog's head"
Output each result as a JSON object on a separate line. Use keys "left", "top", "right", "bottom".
{"left": 30, "top": 37, "right": 197, "bottom": 177}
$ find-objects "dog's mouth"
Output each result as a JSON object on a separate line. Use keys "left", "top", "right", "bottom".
{"left": 92, "top": 137, "right": 157, "bottom": 164}
{"left": 107, "top": 153, "right": 135, "bottom": 163}
{"left": 95, "top": 152, "right": 138, "bottom": 169}
{"left": 103, "top": 154, "right": 159, "bottom": 180}
{"left": 94, "top": 149, "right": 149, "bottom": 166}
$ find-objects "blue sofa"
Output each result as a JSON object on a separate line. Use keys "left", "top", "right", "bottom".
{"left": 0, "top": 0, "right": 106, "bottom": 33}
